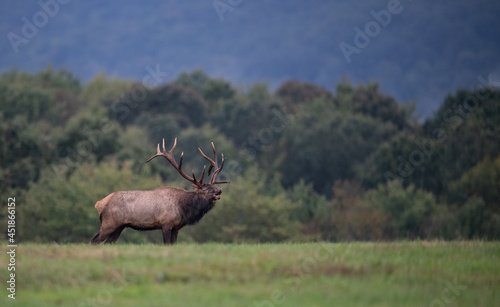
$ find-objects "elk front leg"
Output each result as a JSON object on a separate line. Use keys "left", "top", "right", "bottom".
{"left": 161, "top": 225, "right": 173, "bottom": 245}
{"left": 170, "top": 229, "right": 179, "bottom": 244}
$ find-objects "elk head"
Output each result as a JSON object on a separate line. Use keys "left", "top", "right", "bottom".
{"left": 146, "top": 138, "right": 229, "bottom": 201}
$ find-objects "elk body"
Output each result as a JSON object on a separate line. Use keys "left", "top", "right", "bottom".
{"left": 91, "top": 138, "right": 228, "bottom": 245}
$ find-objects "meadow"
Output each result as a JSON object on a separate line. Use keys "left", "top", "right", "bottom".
{"left": 1, "top": 241, "right": 499, "bottom": 306}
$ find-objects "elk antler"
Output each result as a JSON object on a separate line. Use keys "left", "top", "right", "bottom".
{"left": 146, "top": 138, "right": 205, "bottom": 188}
{"left": 198, "top": 141, "right": 229, "bottom": 185}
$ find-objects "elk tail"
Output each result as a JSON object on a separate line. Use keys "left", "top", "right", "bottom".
{"left": 95, "top": 193, "right": 114, "bottom": 215}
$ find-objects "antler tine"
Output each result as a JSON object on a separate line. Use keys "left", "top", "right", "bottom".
{"left": 220, "top": 153, "right": 225, "bottom": 171}
{"left": 198, "top": 146, "right": 216, "bottom": 175}
{"left": 147, "top": 137, "right": 228, "bottom": 187}
{"left": 211, "top": 141, "right": 218, "bottom": 167}
{"left": 199, "top": 165, "right": 206, "bottom": 184}
{"left": 179, "top": 152, "right": 184, "bottom": 169}
{"left": 145, "top": 142, "right": 163, "bottom": 163}
{"left": 219, "top": 154, "right": 229, "bottom": 183}
{"left": 146, "top": 137, "right": 205, "bottom": 187}
{"left": 198, "top": 141, "right": 229, "bottom": 185}
{"left": 198, "top": 147, "right": 216, "bottom": 165}
{"left": 168, "top": 137, "right": 177, "bottom": 153}
{"left": 210, "top": 153, "right": 227, "bottom": 184}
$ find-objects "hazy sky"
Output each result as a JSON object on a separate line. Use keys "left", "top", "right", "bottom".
{"left": 2, "top": 0, "right": 500, "bottom": 118}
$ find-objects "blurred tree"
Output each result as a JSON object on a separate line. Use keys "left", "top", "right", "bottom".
{"left": 110, "top": 83, "right": 208, "bottom": 128}
{"left": 0, "top": 67, "right": 81, "bottom": 124}
{"left": 175, "top": 69, "right": 210, "bottom": 93}
{"left": 443, "top": 156, "right": 500, "bottom": 239}
{"left": 0, "top": 83, "right": 52, "bottom": 123}
{"left": 57, "top": 112, "right": 122, "bottom": 170}
{"left": 82, "top": 73, "right": 134, "bottom": 109}
{"left": 289, "top": 179, "right": 329, "bottom": 224}
{"left": 364, "top": 181, "right": 438, "bottom": 239}
{"left": 182, "top": 168, "right": 302, "bottom": 243}
{"left": 175, "top": 70, "right": 235, "bottom": 112}
{"left": 0, "top": 115, "right": 60, "bottom": 192}
{"left": 211, "top": 83, "right": 276, "bottom": 147}
{"left": 116, "top": 126, "right": 154, "bottom": 171}
{"left": 3, "top": 67, "right": 499, "bottom": 242}
{"left": 335, "top": 80, "right": 415, "bottom": 131}
{"left": 133, "top": 112, "right": 180, "bottom": 141}
{"left": 19, "top": 160, "right": 164, "bottom": 243}
{"left": 424, "top": 204, "right": 460, "bottom": 240}
{"left": 329, "top": 180, "right": 387, "bottom": 241}
{"left": 449, "top": 155, "right": 500, "bottom": 209}
{"left": 148, "top": 83, "right": 208, "bottom": 127}
{"left": 422, "top": 88, "right": 500, "bottom": 187}
{"left": 356, "top": 132, "right": 446, "bottom": 194}
{"left": 279, "top": 98, "right": 398, "bottom": 196}
{"left": 455, "top": 196, "right": 490, "bottom": 239}
{"left": 276, "top": 79, "right": 336, "bottom": 112}
{"left": 203, "top": 78, "right": 236, "bottom": 109}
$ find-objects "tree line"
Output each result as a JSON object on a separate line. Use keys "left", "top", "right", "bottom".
{"left": 1, "top": 67, "right": 499, "bottom": 243}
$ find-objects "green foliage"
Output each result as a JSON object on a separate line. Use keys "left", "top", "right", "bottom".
{"left": 327, "top": 180, "right": 387, "bottom": 241}
{"left": 422, "top": 88, "right": 500, "bottom": 187}
{"left": 175, "top": 69, "right": 210, "bottom": 93}
{"left": 289, "top": 180, "right": 329, "bottom": 225}
{"left": 57, "top": 112, "right": 122, "bottom": 166}
{"left": 449, "top": 155, "right": 500, "bottom": 209}
{"left": 0, "top": 115, "right": 61, "bottom": 191}
{"left": 82, "top": 73, "right": 135, "bottom": 112}
{"left": 11, "top": 242, "right": 500, "bottom": 307}
{"left": 0, "top": 67, "right": 81, "bottom": 124}
{"left": 3, "top": 67, "right": 500, "bottom": 243}
{"left": 109, "top": 82, "right": 208, "bottom": 129}
{"left": 276, "top": 79, "right": 336, "bottom": 112}
{"left": 336, "top": 81, "right": 415, "bottom": 130}
{"left": 280, "top": 98, "right": 399, "bottom": 195}
{"left": 445, "top": 156, "right": 500, "bottom": 239}
{"left": 19, "top": 160, "right": 163, "bottom": 243}
{"left": 364, "top": 181, "right": 437, "bottom": 239}
{"left": 183, "top": 169, "right": 302, "bottom": 243}
{"left": 210, "top": 82, "right": 278, "bottom": 146}
{"left": 356, "top": 132, "right": 445, "bottom": 194}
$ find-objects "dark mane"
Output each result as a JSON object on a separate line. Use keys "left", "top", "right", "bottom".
{"left": 179, "top": 192, "right": 216, "bottom": 225}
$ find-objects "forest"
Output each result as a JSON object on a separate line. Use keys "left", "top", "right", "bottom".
{"left": 1, "top": 67, "right": 499, "bottom": 243}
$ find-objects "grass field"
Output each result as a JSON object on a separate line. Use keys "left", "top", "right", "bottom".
{"left": 1, "top": 241, "right": 499, "bottom": 306}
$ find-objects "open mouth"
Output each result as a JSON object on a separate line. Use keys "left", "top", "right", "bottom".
{"left": 214, "top": 190, "right": 222, "bottom": 200}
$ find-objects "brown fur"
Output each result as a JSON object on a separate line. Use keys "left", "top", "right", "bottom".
{"left": 95, "top": 193, "right": 114, "bottom": 215}
{"left": 91, "top": 184, "right": 222, "bottom": 245}
{"left": 92, "top": 137, "right": 227, "bottom": 245}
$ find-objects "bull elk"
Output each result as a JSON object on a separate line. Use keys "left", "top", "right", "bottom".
{"left": 91, "top": 138, "right": 228, "bottom": 245}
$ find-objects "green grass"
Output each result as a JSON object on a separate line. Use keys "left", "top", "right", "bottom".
{"left": 2, "top": 241, "right": 499, "bottom": 306}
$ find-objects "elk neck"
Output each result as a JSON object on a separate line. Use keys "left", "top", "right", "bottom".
{"left": 178, "top": 190, "right": 217, "bottom": 225}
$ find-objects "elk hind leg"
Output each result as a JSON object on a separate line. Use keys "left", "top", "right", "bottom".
{"left": 91, "top": 232, "right": 104, "bottom": 244}
{"left": 91, "top": 223, "right": 123, "bottom": 244}
{"left": 105, "top": 226, "right": 125, "bottom": 244}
